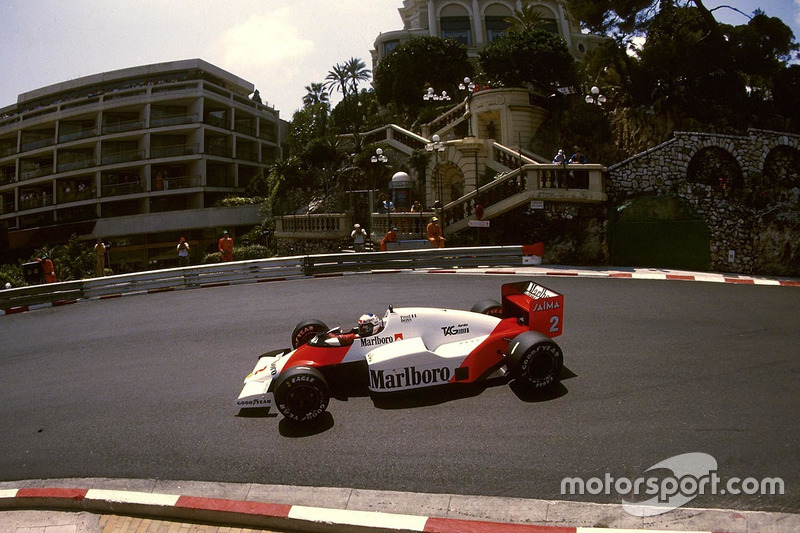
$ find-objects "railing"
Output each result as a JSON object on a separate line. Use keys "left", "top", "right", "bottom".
{"left": 101, "top": 148, "right": 144, "bottom": 166}
{"left": 57, "top": 156, "right": 96, "bottom": 173}
{"left": 422, "top": 100, "right": 467, "bottom": 138}
{"left": 102, "top": 119, "right": 145, "bottom": 135}
{"left": 204, "top": 115, "right": 228, "bottom": 128}
{"left": 443, "top": 164, "right": 606, "bottom": 232}
{"left": 19, "top": 165, "right": 53, "bottom": 180}
{"left": 20, "top": 136, "right": 55, "bottom": 152}
{"left": 371, "top": 211, "right": 435, "bottom": 241}
{"left": 150, "top": 143, "right": 199, "bottom": 159}
{"left": 0, "top": 246, "right": 528, "bottom": 312}
{"left": 101, "top": 181, "right": 144, "bottom": 197}
{"left": 58, "top": 189, "right": 95, "bottom": 204}
{"left": 1, "top": 200, "right": 15, "bottom": 214}
{"left": 153, "top": 174, "right": 201, "bottom": 191}
{"left": 205, "top": 144, "right": 232, "bottom": 158}
{"left": 1, "top": 145, "right": 18, "bottom": 158}
{"left": 150, "top": 113, "right": 198, "bottom": 128}
{"left": 58, "top": 128, "right": 97, "bottom": 143}
{"left": 276, "top": 213, "right": 351, "bottom": 238}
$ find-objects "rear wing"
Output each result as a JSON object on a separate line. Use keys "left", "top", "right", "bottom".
{"left": 501, "top": 281, "right": 564, "bottom": 338}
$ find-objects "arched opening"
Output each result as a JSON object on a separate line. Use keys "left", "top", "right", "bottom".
{"left": 761, "top": 145, "right": 800, "bottom": 204}
{"left": 687, "top": 146, "right": 743, "bottom": 197}
{"left": 484, "top": 3, "right": 512, "bottom": 43}
{"left": 440, "top": 4, "right": 473, "bottom": 45}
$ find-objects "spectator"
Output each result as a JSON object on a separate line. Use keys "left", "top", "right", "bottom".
{"left": 176, "top": 237, "right": 190, "bottom": 266}
{"left": 380, "top": 226, "right": 398, "bottom": 251}
{"left": 552, "top": 149, "right": 567, "bottom": 165}
{"left": 427, "top": 217, "right": 445, "bottom": 248}
{"left": 411, "top": 200, "right": 422, "bottom": 212}
{"left": 382, "top": 195, "right": 395, "bottom": 213}
{"left": 218, "top": 230, "right": 234, "bottom": 261}
{"left": 93, "top": 239, "right": 106, "bottom": 277}
{"left": 41, "top": 254, "right": 57, "bottom": 283}
{"left": 569, "top": 147, "right": 587, "bottom": 164}
{"left": 351, "top": 223, "right": 367, "bottom": 252}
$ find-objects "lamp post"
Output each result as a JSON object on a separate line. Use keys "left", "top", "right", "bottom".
{"left": 423, "top": 87, "right": 451, "bottom": 102}
{"left": 585, "top": 85, "right": 607, "bottom": 105}
{"left": 426, "top": 134, "right": 446, "bottom": 233}
{"left": 458, "top": 77, "right": 476, "bottom": 137}
{"left": 369, "top": 148, "right": 388, "bottom": 237}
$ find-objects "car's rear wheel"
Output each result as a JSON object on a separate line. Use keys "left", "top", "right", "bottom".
{"left": 291, "top": 319, "right": 328, "bottom": 349}
{"left": 471, "top": 299, "right": 503, "bottom": 318}
{"left": 274, "top": 366, "right": 330, "bottom": 423}
{"left": 505, "top": 331, "right": 563, "bottom": 389}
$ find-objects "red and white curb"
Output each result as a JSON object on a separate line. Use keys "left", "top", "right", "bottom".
{"left": 0, "top": 487, "right": 723, "bottom": 532}
{"left": 3, "top": 267, "right": 798, "bottom": 317}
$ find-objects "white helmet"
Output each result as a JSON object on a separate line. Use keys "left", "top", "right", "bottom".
{"left": 357, "top": 313, "right": 382, "bottom": 336}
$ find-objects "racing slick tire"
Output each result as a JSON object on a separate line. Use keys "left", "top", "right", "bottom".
{"left": 471, "top": 299, "right": 503, "bottom": 318}
{"left": 291, "top": 319, "right": 328, "bottom": 349}
{"left": 505, "top": 331, "right": 563, "bottom": 390}
{"left": 273, "top": 366, "right": 330, "bottom": 423}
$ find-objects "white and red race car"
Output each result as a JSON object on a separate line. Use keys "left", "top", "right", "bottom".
{"left": 236, "top": 280, "right": 565, "bottom": 423}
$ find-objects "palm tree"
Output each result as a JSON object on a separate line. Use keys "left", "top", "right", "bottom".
{"left": 344, "top": 57, "right": 371, "bottom": 95}
{"left": 303, "top": 82, "right": 330, "bottom": 134}
{"left": 505, "top": 4, "right": 546, "bottom": 32}
{"left": 324, "top": 63, "right": 350, "bottom": 99}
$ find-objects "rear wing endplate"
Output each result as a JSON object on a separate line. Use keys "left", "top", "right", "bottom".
{"left": 501, "top": 281, "right": 564, "bottom": 338}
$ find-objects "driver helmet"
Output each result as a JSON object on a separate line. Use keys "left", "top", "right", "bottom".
{"left": 357, "top": 313, "right": 382, "bottom": 336}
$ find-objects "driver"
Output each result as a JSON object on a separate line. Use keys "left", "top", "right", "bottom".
{"left": 327, "top": 313, "right": 383, "bottom": 346}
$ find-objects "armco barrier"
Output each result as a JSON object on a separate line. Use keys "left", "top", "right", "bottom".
{"left": 0, "top": 246, "right": 525, "bottom": 311}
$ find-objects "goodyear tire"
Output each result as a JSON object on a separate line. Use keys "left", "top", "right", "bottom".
{"left": 291, "top": 319, "right": 328, "bottom": 349}
{"left": 505, "top": 331, "right": 563, "bottom": 390}
{"left": 471, "top": 299, "right": 503, "bottom": 318}
{"left": 274, "top": 366, "right": 330, "bottom": 423}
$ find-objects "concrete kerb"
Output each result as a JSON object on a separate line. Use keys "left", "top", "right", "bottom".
{"left": 2, "top": 479, "right": 799, "bottom": 533}
{"left": 2, "top": 265, "right": 799, "bottom": 317}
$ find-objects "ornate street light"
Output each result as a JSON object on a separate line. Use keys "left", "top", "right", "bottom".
{"left": 368, "top": 148, "right": 388, "bottom": 235}
{"left": 585, "top": 85, "right": 607, "bottom": 105}
{"left": 458, "top": 77, "right": 476, "bottom": 136}
{"left": 423, "top": 87, "right": 451, "bottom": 102}
{"left": 426, "top": 134, "right": 446, "bottom": 230}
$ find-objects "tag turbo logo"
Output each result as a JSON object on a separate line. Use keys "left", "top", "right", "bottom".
{"left": 442, "top": 323, "right": 470, "bottom": 336}
{"left": 401, "top": 314, "right": 416, "bottom": 323}
{"left": 370, "top": 366, "right": 452, "bottom": 390}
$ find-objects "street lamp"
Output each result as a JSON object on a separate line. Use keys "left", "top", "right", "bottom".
{"left": 426, "top": 134, "right": 446, "bottom": 231}
{"left": 585, "top": 85, "right": 607, "bottom": 105}
{"left": 368, "top": 148, "right": 388, "bottom": 235}
{"left": 458, "top": 77, "right": 476, "bottom": 136}
{"left": 423, "top": 87, "right": 451, "bottom": 102}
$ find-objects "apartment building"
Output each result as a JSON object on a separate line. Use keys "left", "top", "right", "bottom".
{"left": 372, "top": 0, "right": 608, "bottom": 65}
{"left": 0, "top": 59, "right": 284, "bottom": 271}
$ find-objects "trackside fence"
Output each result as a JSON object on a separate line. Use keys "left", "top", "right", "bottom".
{"left": 0, "top": 245, "right": 525, "bottom": 310}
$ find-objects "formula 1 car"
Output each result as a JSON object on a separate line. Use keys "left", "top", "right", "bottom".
{"left": 236, "top": 280, "right": 565, "bottom": 423}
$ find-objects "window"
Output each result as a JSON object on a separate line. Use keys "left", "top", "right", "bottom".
{"left": 485, "top": 16, "right": 510, "bottom": 42}
{"left": 441, "top": 17, "right": 472, "bottom": 45}
{"left": 384, "top": 40, "right": 400, "bottom": 55}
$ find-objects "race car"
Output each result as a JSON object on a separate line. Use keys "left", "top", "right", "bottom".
{"left": 236, "top": 280, "right": 565, "bottom": 423}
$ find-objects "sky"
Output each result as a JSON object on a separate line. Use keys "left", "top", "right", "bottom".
{"left": 1, "top": 0, "right": 799, "bottom": 119}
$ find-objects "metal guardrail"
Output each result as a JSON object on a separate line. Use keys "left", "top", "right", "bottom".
{"left": 0, "top": 246, "right": 525, "bottom": 311}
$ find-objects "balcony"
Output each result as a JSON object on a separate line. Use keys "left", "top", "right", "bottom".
{"left": 102, "top": 180, "right": 144, "bottom": 197}
{"left": 57, "top": 155, "right": 96, "bottom": 173}
{"left": 102, "top": 119, "right": 145, "bottom": 135}
{"left": 206, "top": 144, "right": 232, "bottom": 158}
{"left": 150, "top": 143, "right": 199, "bottom": 159}
{"left": 101, "top": 148, "right": 144, "bottom": 166}
{"left": 58, "top": 128, "right": 98, "bottom": 143}
{"left": 19, "top": 165, "right": 54, "bottom": 181}
{"left": 20, "top": 136, "right": 55, "bottom": 152}
{"left": 152, "top": 174, "right": 201, "bottom": 191}
{"left": 58, "top": 188, "right": 95, "bottom": 204}
{"left": 150, "top": 113, "right": 198, "bottom": 128}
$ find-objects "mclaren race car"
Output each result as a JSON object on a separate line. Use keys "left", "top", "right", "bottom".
{"left": 236, "top": 280, "right": 565, "bottom": 423}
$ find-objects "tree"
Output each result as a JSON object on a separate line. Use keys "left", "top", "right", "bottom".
{"left": 344, "top": 57, "right": 371, "bottom": 95}
{"left": 302, "top": 82, "right": 330, "bottom": 136}
{"left": 478, "top": 29, "right": 577, "bottom": 91}
{"left": 324, "top": 63, "right": 350, "bottom": 100}
{"left": 505, "top": 4, "right": 545, "bottom": 32}
{"left": 373, "top": 36, "right": 473, "bottom": 114}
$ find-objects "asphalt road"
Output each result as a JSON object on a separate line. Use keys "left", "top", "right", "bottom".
{"left": 2, "top": 274, "right": 798, "bottom": 514}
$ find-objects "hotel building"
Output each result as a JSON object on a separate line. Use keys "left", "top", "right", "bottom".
{"left": 0, "top": 59, "right": 285, "bottom": 270}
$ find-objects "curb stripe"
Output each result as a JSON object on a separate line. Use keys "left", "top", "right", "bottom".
{"left": 289, "top": 505, "right": 428, "bottom": 530}
{"left": 176, "top": 495, "right": 291, "bottom": 518}
{"left": 17, "top": 487, "right": 87, "bottom": 501}
{"left": 425, "top": 517, "right": 575, "bottom": 532}
{"left": 86, "top": 489, "right": 179, "bottom": 506}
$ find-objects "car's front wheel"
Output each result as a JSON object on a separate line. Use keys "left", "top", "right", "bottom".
{"left": 274, "top": 366, "right": 330, "bottom": 423}
{"left": 505, "top": 331, "right": 563, "bottom": 390}
{"left": 291, "top": 319, "right": 328, "bottom": 349}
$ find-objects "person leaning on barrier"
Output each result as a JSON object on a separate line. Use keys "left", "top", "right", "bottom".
{"left": 427, "top": 217, "right": 445, "bottom": 248}
{"left": 380, "top": 226, "right": 398, "bottom": 251}
{"left": 351, "top": 223, "right": 367, "bottom": 252}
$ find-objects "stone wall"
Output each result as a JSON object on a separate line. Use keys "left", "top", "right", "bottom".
{"left": 607, "top": 129, "right": 800, "bottom": 275}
